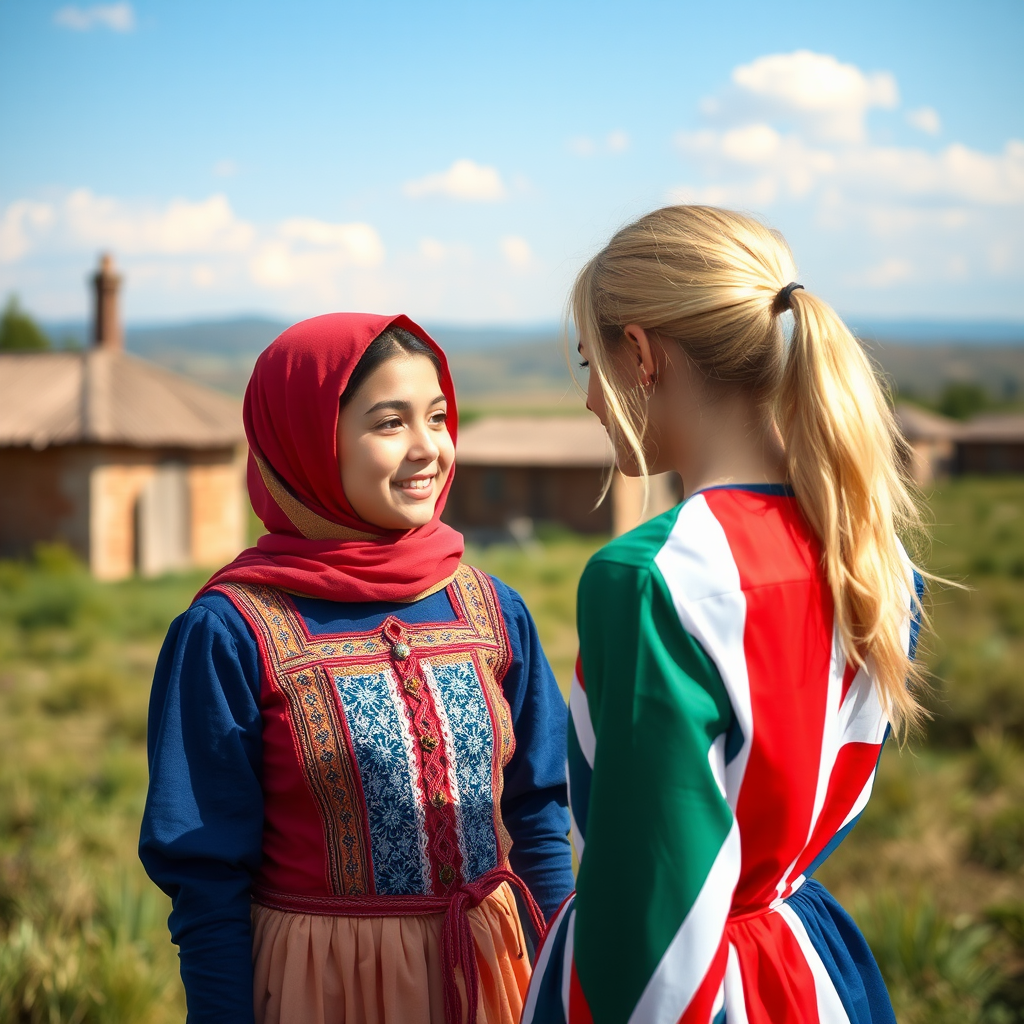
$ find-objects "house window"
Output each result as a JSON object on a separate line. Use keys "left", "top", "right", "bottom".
{"left": 483, "top": 469, "right": 504, "bottom": 504}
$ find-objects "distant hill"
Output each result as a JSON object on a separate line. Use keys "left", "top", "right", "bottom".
{"left": 41, "top": 317, "right": 567, "bottom": 397}
{"left": 850, "top": 319, "right": 1024, "bottom": 345}
{"left": 40, "top": 315, "right": 1024, "bottom": 402}
{"left": 42, "top": 316, "right": 561, "bottom": 355}
{"left": 866, "top": 341, "right": 1024, "bottom": 402}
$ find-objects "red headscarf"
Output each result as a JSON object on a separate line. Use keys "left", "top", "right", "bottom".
{"left": 200, "top": 312, "right": 464, "bottom": 603}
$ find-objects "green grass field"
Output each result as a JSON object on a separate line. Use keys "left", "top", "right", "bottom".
{"left": 2, "top": 479, "right": 1024, "bottom": 1022}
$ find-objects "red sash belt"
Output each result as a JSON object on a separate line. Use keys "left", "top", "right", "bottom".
{"left": 252, "top": 868, "right": 546, "bottom": 1024}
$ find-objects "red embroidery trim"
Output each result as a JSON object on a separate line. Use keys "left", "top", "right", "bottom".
{"left": 214, "top": 566, "right": 515, "bottom": 899}
{"left": 386, "top": 636, "right": 466, "bottom": 893}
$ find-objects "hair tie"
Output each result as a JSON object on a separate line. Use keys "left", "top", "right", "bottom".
{"left": 773, "top": 282, "right": 804, "bottom": 315}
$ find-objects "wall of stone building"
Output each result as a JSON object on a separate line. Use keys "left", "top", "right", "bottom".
{"left": 88, "top": 446, "right": 246, "bottom": 580}
{"left": 443, "top": 464, "right": 682, "bottom": 536}
{"left": 905, "top": 439, "right": 956, "bottom": 486}
{"left": 0, "top": 446, "right": 91, "bottom": 560}
{"left": 444, "top": 465, "right": 614, "bottom": 534}
{"left": 1, "top": 443, "right": 246, "bottom": 579}
{"left": 89, "top": 457, "right": 161, "bottom": 580}
{"left": 188, "top": 447, "right": 247, "bottom": 568}
{"left": 957, "top": 442, "right": 1024, "bottom": 475}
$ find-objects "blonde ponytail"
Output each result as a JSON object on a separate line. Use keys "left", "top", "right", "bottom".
{"left": 779, "top": 289, "right": 926, "bottom": 734}
{"left": 573, "top": 205, "right": 928, "bottom": 737}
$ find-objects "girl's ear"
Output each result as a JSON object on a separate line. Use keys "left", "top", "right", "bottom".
{"left": 623, "top": 324, "right": 658, "bottom": 385}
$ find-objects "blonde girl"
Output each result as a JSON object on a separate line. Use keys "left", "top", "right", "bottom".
{"left": 523, "top": 206, "right": 924, "bottom": 1024}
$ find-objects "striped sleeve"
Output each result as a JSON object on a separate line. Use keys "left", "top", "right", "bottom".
{"left": 526, "top": 549, "right": 737, "bottom": 1024}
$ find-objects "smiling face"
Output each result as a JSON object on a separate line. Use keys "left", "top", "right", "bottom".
{"left": 336, "top": 352, "right": 454, "bottom": 530}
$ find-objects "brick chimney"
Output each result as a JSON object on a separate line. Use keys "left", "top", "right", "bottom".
{"left": 92, "top": 253, "right": 123, "bottom": 351}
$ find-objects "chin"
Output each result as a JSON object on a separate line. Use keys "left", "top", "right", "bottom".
{"left": 391, "top": 506, "right": 437, "bottom": 530}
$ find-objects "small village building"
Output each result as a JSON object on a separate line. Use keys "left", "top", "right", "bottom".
{"left": 444, "top": 414, "right": 680, "bottom": 538}
{"left": 0, "top": 255, "right": 247, "bottom": 580}
{"left": 893, "top": 403, "right": 1024, "bottom": 483}
{"left": 894, "top": 403, "right": 961, "bottom": 485}
{"left": 955, "top": 414, "right": 1024, "bottom": 474}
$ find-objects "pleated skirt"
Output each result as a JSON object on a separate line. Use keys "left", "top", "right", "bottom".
{"left": 251, "top": 882, "right": 532, "bottom": 1024}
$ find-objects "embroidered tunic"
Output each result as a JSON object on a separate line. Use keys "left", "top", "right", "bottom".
{"left": 141, "top": 566, "right": 573, "bottom": 1023}
{"left": 523, "top": 485, "right": 922, "bottom": 1024}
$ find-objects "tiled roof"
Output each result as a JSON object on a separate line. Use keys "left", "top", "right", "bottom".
{"left": 894, "top": 404, "right": 1024, "bottom": 444}
{"left": 958, "top": 414, "right": 1024, "bottom": 442}
{"left": 0, "top": 350, "right": 243, "bottom": 449}
{"left": 894, "top": 403, "right": 962, "bottom": 442}
{"left": 456, "top": 414, "right": 614, "bottom": 467}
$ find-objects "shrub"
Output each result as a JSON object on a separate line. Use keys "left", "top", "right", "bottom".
{"left": 970, "top": 728, "right": 1023, "bottom": 794}
{"left": 970, "top": 806, "right": 1024, "bottom": 872}
{"left": 855, "top": 891, "right": 1010, "bottom": 1024}
{"left": 41, "top": 670, "right": 121, "bottom": 716}
{"left": 0, "top": 920, "right": 92, "bottom": 1024}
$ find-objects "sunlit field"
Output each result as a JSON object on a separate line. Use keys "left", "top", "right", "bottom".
{"left": 2, "top": 480, "right": 1024, "bottom": 1022}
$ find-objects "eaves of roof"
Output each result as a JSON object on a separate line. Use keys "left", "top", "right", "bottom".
{"left": 0, "top": 350, "right": 244, "bottom": 450}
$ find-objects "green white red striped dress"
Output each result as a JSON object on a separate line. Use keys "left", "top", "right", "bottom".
{"left": 522, "top": 484, "right": 922, "bottom": 1024}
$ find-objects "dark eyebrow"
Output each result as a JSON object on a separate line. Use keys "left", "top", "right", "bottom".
{"left": 364, "top": 394, "right": 447, "bottom": 416}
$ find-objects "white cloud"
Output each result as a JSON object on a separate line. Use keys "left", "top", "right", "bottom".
{"left": 567, "top": 136, "right": 596, "bottom": 157}
{"left": 276, "top": 218, "right": 384, "bottom": 263}
{"left": 730, "top": 50, "right": 898, "bottom": 143}
{"left": 856, "top": 204, "right": 971, "bottom": 238}
{"left": 906, "top": 106, "right": 941, "bottom": 135}
{"left": 249, "top": 220, "right": 384, "bottom": 292}
{"left": 989, "top": 240, "right": 1014, "bottom": 273}
{"left": 402, "top": 159, "right": 506, "bottom": 202}
{"left": 0, "top": 186, "right": 568, "bottom": 321}
{"left": 848, "top": 257, "right": 915, "bottom": 288}
{"left": 677, "top": 124, "right": 835, "bottom": 199}
{"left": 670, "top": 51, "right": 1024, "bottom": 311}
{"left": 0, "top": 200, "right": 55, "bottom": 263}
{"left": 684, "top": 53, "right": 1024, "bottom": 213}
{"left": 63, "top": 189, "right": 255, "bottom": 253}
{"left": 567, "top": 131, "right": 630, "bottom": 157}
{"left": 500, "top": 235, "right": 532, "bottom": 270}
{"left": 678, "top": 123, "right": 1024, "bottom": 209}
{"left": 606, "top": 130, "right": 630, "bottom": 153}
{"left": 0, "top": 188, "right": 387, "bottom": 309}
{"left": 944, "top": 255, "right": 969, "bottom": 280}
{"left": 212, "top": 158, "right": 239, "bottom": 178}
{"left": 53, "top": 3, "right": 135, "bottom": 32}
{"left": 669, "top": 178, "right": 779, "bottom": 208}
{"left": 418, "top": 238, "right": 447, "bottom": 264}
{"left": 190, "top": 264, "right": 216, "bottom": 289}
{"left": 840, "top": 140, "right": 1024, "bottom": 205}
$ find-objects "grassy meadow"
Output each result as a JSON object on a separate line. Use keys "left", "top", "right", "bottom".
{"left": 1, "top": 479, "right": 1024, "bottom": 1021}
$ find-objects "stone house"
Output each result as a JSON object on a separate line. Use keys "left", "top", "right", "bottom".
{"left": 443, "top": 414, "right": 680, "bottom": 538}
{"left": 955, "top": 414, "right": 1024, "bottom": 474}
{"left": 894, "top": 403, "right": 1024, "bottom": 483}
{"left": 894, "top": 403, "right": 961, "bottom": 485}
{"left": 0, "top": 256, "right": 247, "bottom": 579}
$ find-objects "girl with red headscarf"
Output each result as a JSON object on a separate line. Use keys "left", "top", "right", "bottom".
{"left": 140, "top": 314, "right": 573, "bottom": 1024}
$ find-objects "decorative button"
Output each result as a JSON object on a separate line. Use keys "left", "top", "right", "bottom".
{"left": 439, "top": 864, "right": 455, "bottom": 886}
{"left": 393, "top": 641, "right": 411, "bottom": 660}
{"left": 420, "top": 733, "right": 439, "bottom": 752}
{"left": 431, "top": 791, "right": 448, "bottom": 809}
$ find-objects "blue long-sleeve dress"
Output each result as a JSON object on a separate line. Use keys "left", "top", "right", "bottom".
{"left": 140, "top": 564, "right": 573, "bottom": 1023}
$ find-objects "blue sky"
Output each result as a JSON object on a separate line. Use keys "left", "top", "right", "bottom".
{"left": 1, "top": 0, "right": 1022, "bottom": 324}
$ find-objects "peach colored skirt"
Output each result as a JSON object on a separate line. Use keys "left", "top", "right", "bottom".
{"left": 251, "top": 883, "right": 531, "bottom": 1024}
